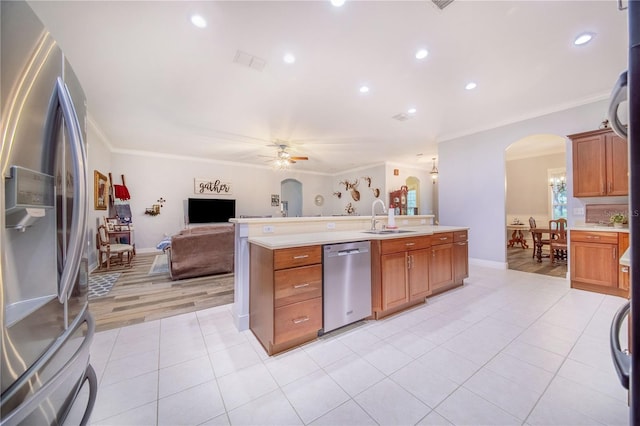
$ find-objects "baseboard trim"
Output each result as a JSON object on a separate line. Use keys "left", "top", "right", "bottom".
{"left": 470, "top": 258, "right": 508, "bottom": 270}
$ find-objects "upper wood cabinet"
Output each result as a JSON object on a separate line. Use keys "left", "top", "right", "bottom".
{"left": 569, "top": 128, "right": 628, "bottom": 197}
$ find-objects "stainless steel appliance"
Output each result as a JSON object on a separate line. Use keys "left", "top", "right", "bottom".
{"left": 322, "top": 241, "right": 372, "bottom": 333}
{"left": 609, "top": 1, "right": 639, "bottom": 424}
{"left": 1, "top": 1, "right": 97, "bottom": 424}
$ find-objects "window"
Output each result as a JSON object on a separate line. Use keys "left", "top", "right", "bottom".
{"left": 407, "top": 189, "right": 417, "bottom": 215}
{"left": 548, "top": 168, "right": 567, "bottom": 220}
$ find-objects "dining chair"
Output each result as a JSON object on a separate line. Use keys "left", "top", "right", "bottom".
{"left": 549, "top": 219, "right": 568, "bottom": 263}
{"left": 97, "top": 225, "right": 134, "bottom": 270}
{"left": 529, "top": 217, "right": 550, "bottom": 259}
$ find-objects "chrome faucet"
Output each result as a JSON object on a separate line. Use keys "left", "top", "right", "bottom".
{"left": 371, "top": 199, "right": 387, "bottom": 231}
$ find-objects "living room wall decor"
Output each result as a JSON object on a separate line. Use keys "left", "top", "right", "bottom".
{"left": 194, "top": 178, "right": 232, "bottom": 195}
{"left": 94, "top": 170, "right": 108, "bottom": 210}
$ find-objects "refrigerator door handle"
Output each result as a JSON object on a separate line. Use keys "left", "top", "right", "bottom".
{"left": 609, "top": 300, "right": 630, "bottom": 390}
{"left": 52, "top": 77, "right": 88, "bottom": 303}
{"left": 0, "top": 313, "right": 95, "bottom": 426}
{"left": 607, "top": 70, "right": 628, "bottom": 139}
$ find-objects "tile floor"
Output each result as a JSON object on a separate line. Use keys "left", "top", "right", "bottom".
{"left": 87, "top": 265, "right": 631, "bottom": 425}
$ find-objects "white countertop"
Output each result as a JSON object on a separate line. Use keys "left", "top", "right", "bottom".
{"left": 248, "top": 225, "right": 468, "bottom": 249}
{"left": 570, "top": 225, "right": 630, "bottom": 233}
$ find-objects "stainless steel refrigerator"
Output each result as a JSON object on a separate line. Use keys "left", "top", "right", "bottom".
{"left": 1, "top": 1, "right": 97, "bottom": 424}
{"left": 609, "top": 1, "right": 639, "bottom": 424}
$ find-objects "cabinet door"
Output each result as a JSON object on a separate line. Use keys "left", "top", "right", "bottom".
{"left": 408, "top": 249, "right": 430, "bottom": 301}
{"left": 572, "top": 134, "right": 606, "bottom": 197}
{"left": 430, "top": 243, "right": 454, "bottom": 291}
{"left": 453, "top": 241, "right": 469, "bottom": 284}
{"left": 570, "top": 241, "right": 618, "bottom": 288}
{"left": 381, "top": 252, "right": 408, "bottom": 310}
{"left": 606, "top": 133, "right": 629, "bottom": 196}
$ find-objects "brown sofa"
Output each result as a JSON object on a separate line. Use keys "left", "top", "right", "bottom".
{"left": 166, "top": 223, "right": 234, "bottom": 280}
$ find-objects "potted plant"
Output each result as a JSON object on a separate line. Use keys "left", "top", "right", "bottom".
{"left": 610, "top": 212, "right": 627, "bottom": 228}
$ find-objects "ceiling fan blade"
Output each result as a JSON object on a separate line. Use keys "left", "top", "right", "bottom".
{"left": 290, "top": 156, "right": 308, "bottom": 161}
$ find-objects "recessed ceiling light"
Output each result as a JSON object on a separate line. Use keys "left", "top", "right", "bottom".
{"left": 190, "top": 14, "right": 207, "bottom": 28}
{"left": 283, "top": 53, "right": 296, "bottom": 64}
{"left": 574, "top": 32, "right": 595, "bottom": 46}
{"left": 465, "top": 82, "right": 477, "bottom": 90}
{"left": 359, "top": 85, "right": 370, "bottom": 93}
{"left": 408, "top": 108, "right": 417, "bottom": 114}
{"left": 331, "top": 0, "right": 346, "bottom": 6}
{"left": 415, "top": 49, "right": 429, "bottom": 60}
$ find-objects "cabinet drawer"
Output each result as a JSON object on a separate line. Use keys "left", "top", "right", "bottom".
{"left": 274, "top": 245, "right": 322, "bottom": 269}
{"left": 274, "top": 264, "right": 322, "bottom": 307}
{"left": 274, "top": 297, "right": 322, "bottom": 344}
{"left": 380, "top": 236, "right": 430, "bottom": 254}
{"left": 432, "top": 232, "right": 454, "bottom": 245}
{"left": 454, "top": 230, "right": 468, "bottom": 242}
{"left": 570, "top": 231, "right": 618, "bottom": 244}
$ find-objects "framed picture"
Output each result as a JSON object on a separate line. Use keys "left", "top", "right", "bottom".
{"left": 94, "top": 170, "right": 108, "bottom": 210}
{"left": 105, "top": 217, "right": 118, "bottom": 232}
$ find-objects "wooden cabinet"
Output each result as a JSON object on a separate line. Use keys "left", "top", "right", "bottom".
{"left": 453, "top": 231, "right": 469, "bottom": 285}
{"left": 372, "top": 230, "right": 468, "bottom": 319}
{"left": 569, "top": 129, "right": 628, "bottom": 197}
{"left": 250, "top": 244, "right": 322, "bottom": 355}
{"left": 570, "top": 230, "right": 628, "bottom": 298}
{"left": 373, "top": 235, "right": 431, "bottom": 318}
{"left": 429, "top": 233, "right": 454, "bottom": 293}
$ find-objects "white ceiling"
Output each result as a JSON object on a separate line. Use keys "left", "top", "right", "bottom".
{"left": 28, "top": 1, "right": 628, "bottom": 174}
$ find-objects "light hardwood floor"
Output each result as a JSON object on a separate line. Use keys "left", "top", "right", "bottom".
{"left": 507, "top": 245, "right": 567, "bottom": 278}
{"left": 88, "top": 253, "right": 234, "bottom": 332}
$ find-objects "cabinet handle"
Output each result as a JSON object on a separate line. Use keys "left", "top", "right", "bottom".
{"left": 622, "top": 266, "right": 629, "bottom": 273}
{"left": 407, "top": 255, "right": 413, "bottom": 269}
{"left": 293, "top": 283, "right": 310, "bottom": 289}
{"left": 457, "top": 242, "right": 467, "bottom": 246}
{"left": 586, "top": 235, "right": 600, "bottom": 240}
{"left": 439, "top": 237, "right": 448, "bottom": 241}
{"left": 292, "top": 316, "right": 310, "bottom": 324}
{"left": 293, "top": 254, "right": 309, "bottom": 259}
{"left": 405, "top": 242, "right": 416, "bottom": 246}
{"left": 614, "top": 247, "right": 617, "bottom": 259}
{"left": 608, "top": 182, "right": 612, "bottom": 193}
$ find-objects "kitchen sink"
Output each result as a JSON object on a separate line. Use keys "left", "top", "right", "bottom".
{"left": 363, "top": 229, "right": 416, "bottom": 234}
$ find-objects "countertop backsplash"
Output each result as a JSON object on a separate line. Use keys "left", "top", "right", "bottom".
{"left": 585, "top": 203, "right": 629, "bottom": 224}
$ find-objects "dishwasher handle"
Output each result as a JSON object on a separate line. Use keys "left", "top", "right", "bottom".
{"left": 338, "top": 248, "right": 365, "bottom": 256}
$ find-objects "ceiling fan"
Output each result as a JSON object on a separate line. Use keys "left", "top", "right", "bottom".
{"left": 271, "top": 144, "right": 308, "bottom": 168}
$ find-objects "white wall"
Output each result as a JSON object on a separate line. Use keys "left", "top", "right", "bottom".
{"left": 107, "top": 152, "right": 334, "bottom": 250}
{"left": 506, "top": 152, "right": 565, "bottom": 222}
{"left": 86, "top": 118, "right": 112, "bottom": 269}
{"left": 439, "top": 99, "right": 611, "bottom": 265}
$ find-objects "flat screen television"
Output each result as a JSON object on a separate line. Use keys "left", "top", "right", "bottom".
{"left": 188, "top": 198, "right": 236, "bottom": 224}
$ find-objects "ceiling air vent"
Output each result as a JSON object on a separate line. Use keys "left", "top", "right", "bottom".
{"left": 431, "top": 0, "right": 454, "bottom": 10}
{"left": 233, "top": 50, "right": 266, "bottom": 72}
{"left": 392, "top": 113, "right": 410, "bottom": 122}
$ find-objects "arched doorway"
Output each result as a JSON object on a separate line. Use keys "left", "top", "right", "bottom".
{"left": 505, "top": 134, "right": 567, "bottom": 277}
{"left": 281, "top": 178, "right": 302, "bottom": 217}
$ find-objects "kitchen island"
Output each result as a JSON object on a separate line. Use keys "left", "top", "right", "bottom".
{"left": 230, "top": 216, "right": 469, "bottom": 354}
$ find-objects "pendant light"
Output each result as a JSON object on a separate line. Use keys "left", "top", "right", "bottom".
{"left": 430, "top": 157, "right": 439, "bottom": 182}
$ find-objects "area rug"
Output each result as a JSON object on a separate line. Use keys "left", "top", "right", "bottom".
{"left": 88, "top": 272, "right": 121, "bottom": 300}
{"left": 148, "top": 254, "right": 169, "bottom": 275}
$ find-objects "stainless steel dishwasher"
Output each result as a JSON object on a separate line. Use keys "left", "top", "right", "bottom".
{"left": 322, "top": 241, "right": 372, "bottom": 333}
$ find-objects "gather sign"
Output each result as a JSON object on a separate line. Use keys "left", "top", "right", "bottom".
{"left": 194, "top": 178, "right": 232, "bottom": 195}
